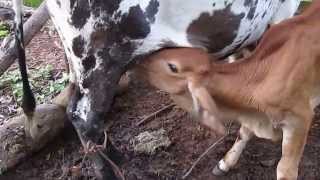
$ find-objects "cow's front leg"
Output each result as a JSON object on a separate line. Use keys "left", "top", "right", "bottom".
{"left": 213, "top": 125, "right": 253, "bottom": 175}
{"left": 277, "top": 113, "right": 311, "bottom": 180}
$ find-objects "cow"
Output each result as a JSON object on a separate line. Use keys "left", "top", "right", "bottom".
{"left": 135, "top": 1, "right": 320, "bottom": 179}
{"left": 12, "top": 0, "right": 301, "bottom": 179}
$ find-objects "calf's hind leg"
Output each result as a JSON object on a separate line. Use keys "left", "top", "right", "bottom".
{"left": 276, "top": 112, "right": 312, "bottom": 180}
{"left": 213, "top": 125, "right": 253, "bottom": 175}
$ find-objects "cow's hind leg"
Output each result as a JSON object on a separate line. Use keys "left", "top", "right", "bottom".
{"left": 213, "top": 125, "right": 253, "bottom": 175}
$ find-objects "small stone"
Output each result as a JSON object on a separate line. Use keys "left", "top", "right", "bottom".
{"left": 10, "top": 144, "right": 24, "bottom": 154}
{"left": 3, "top": 143, "right": 9, "bottom": 151}
{"left": 260, "top": 159, "right": 277, "bottom": 167}
{"left": 70, "top": 165, "right": 82, "bottom": 178}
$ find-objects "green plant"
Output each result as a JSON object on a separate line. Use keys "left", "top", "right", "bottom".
{"left": 0, "top": 23, "right": 9, "bottom": 38}
{"left": 0, "top": 65, "right": 68, "bottom": 105}
{"left": 23, "top": 0, "right": 43, "bottom": 8}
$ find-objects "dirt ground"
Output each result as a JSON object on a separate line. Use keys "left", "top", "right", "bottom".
{"left": 2, "top": 16, "right": 320, "bottom": 180}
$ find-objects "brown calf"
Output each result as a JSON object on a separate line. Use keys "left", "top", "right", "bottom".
{"left": 136, "top": 1, "right": 320, "bottom": 179}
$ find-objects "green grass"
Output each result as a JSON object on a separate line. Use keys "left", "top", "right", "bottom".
{"left": 23, "top": 0, "right": 43, "bottom": 8}
{"left": 0, "top": 65, "right": 69, "bottom": 105}
{"left": 0, "top": 23, "right": 9, "bottom": 38}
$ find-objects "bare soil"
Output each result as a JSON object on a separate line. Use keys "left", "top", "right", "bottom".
{"left": 1, "top": 22, "right": 320, "bottom": 180}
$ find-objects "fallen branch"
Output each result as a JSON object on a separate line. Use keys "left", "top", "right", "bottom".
{"left": 0, "top": 1, "right": 49, "bottom": 76}
{"left": 182, "top": 121, "right": 233, "bottom": 179}
{"left": 0, "top": 104, "right": 66, "bottom": 173}
{"left": 0, "top": 81, "right": 128, "bottom": 175}
{"left": 0, "top": 85, "right": 70, "bottom": 173}
{"left": 0, "top": 7, "right": 14, "bottom": 21}
{"left": 98, "top": 132, "right": 125, "bottom": 180}
{"left": 98, "top": 150, "right": 125, "bottom": 180}
{"left": 136, "top": 103, "right": 175, "bottom": 126}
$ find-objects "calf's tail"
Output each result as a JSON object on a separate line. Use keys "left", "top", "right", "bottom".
{"left": 13, "top": 0, "right": 36, "bottom": 117}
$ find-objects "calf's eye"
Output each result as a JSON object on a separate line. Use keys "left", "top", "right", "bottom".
{"left": 168, "top": 63, "right": 178, "bottom": 73}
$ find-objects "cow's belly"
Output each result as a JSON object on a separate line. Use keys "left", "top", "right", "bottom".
{"left": 135, "top": 0, "right": 300, "bottom": 56}
{"left": 47, "top": 0, "right": 300, "bottom": 58}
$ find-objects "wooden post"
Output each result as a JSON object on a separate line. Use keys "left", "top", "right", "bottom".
{"left": 0, "top": 1, "right": 49, "bottom": 76}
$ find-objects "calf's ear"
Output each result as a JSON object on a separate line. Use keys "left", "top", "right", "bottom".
{"left": 188, "top": 82, "right": 226, "bottom": 135}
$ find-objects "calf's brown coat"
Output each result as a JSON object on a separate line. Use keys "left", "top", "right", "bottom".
{"left": 136, "top": 1, "right": 320, "bottom": 179}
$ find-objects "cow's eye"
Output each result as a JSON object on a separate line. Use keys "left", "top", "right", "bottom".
{"left": 168, "top": 63, "right": 178, "bottom": 73}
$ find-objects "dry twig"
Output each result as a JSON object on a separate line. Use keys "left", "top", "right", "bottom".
{"left": 98, "top": 131, "right": 126, "bottom": 180}
{"left": 136, "top": 103, "right": 175, "bottom": 126}
{"left": 182, "top": 121, "right": 233, "bottom": 179}
{"left": 98, "top": 150, "right": 126, "bottom": 180}
{"left": 78, "top": 131, "right": 125, "bottom": 180}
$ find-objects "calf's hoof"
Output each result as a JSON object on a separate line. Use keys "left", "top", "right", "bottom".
{"left": 212, "top": 164, "right": 227, "bottom": 176}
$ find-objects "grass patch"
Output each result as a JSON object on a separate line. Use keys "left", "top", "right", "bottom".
{"left": 0, "top": 23, "right": 9, "bottom": 38}
{"left": 0, "top": 65, "right": 68, "bottom": 105}
{"left": 23, "top": 0, "right": 43, "bottom": 8}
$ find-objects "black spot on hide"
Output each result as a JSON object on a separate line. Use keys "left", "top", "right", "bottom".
{"left": 70, "top": 0, "right": 91, "bottom": 29}
{"left": 82, "top": 55, "right": 96, "bottom": 71}
{"left": 145, "top": 0, "right": 159, "bottom": 23}
{"left": 56, "top": 0, "right": 61, "bottom": 8}
{"left": 119, "top": 5, "right": 151, "bottom": 39}
{"left": 72, "top": 35, "right": 85, "bottom": 58}
{"left": 246, "top": 0, "right": 258, "bottom": 20}
{"left": 187, "top": 4, "right": 245, "bottom": 53}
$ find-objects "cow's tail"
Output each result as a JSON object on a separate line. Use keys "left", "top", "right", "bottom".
{"left": 13, "top": 0, "right": 36, "bottom": 117}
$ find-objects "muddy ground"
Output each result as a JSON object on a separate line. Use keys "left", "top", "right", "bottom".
{"left": 1, "top": 15, "right": 320, "bottom": 180}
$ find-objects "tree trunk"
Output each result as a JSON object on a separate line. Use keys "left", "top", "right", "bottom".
{"left": 0, "top": 1, "right": 49, "bottom": 76}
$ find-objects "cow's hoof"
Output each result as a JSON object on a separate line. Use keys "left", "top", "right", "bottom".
{"left": 212, "top": 164, "right": 227, "bottom": 176}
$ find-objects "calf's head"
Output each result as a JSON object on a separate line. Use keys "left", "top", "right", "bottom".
{"left": 139, "top": 48, "right": 226, "bottom": 134}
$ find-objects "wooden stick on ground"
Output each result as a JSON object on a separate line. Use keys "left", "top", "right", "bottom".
{"left": 136, "top": 103, "right": 175, "bottom": 126}
{"left": 0, "top": 0, "right": 49, "bottom": 76}
{"left": 182, "top": 121, "right": 233, "bottom": 179}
